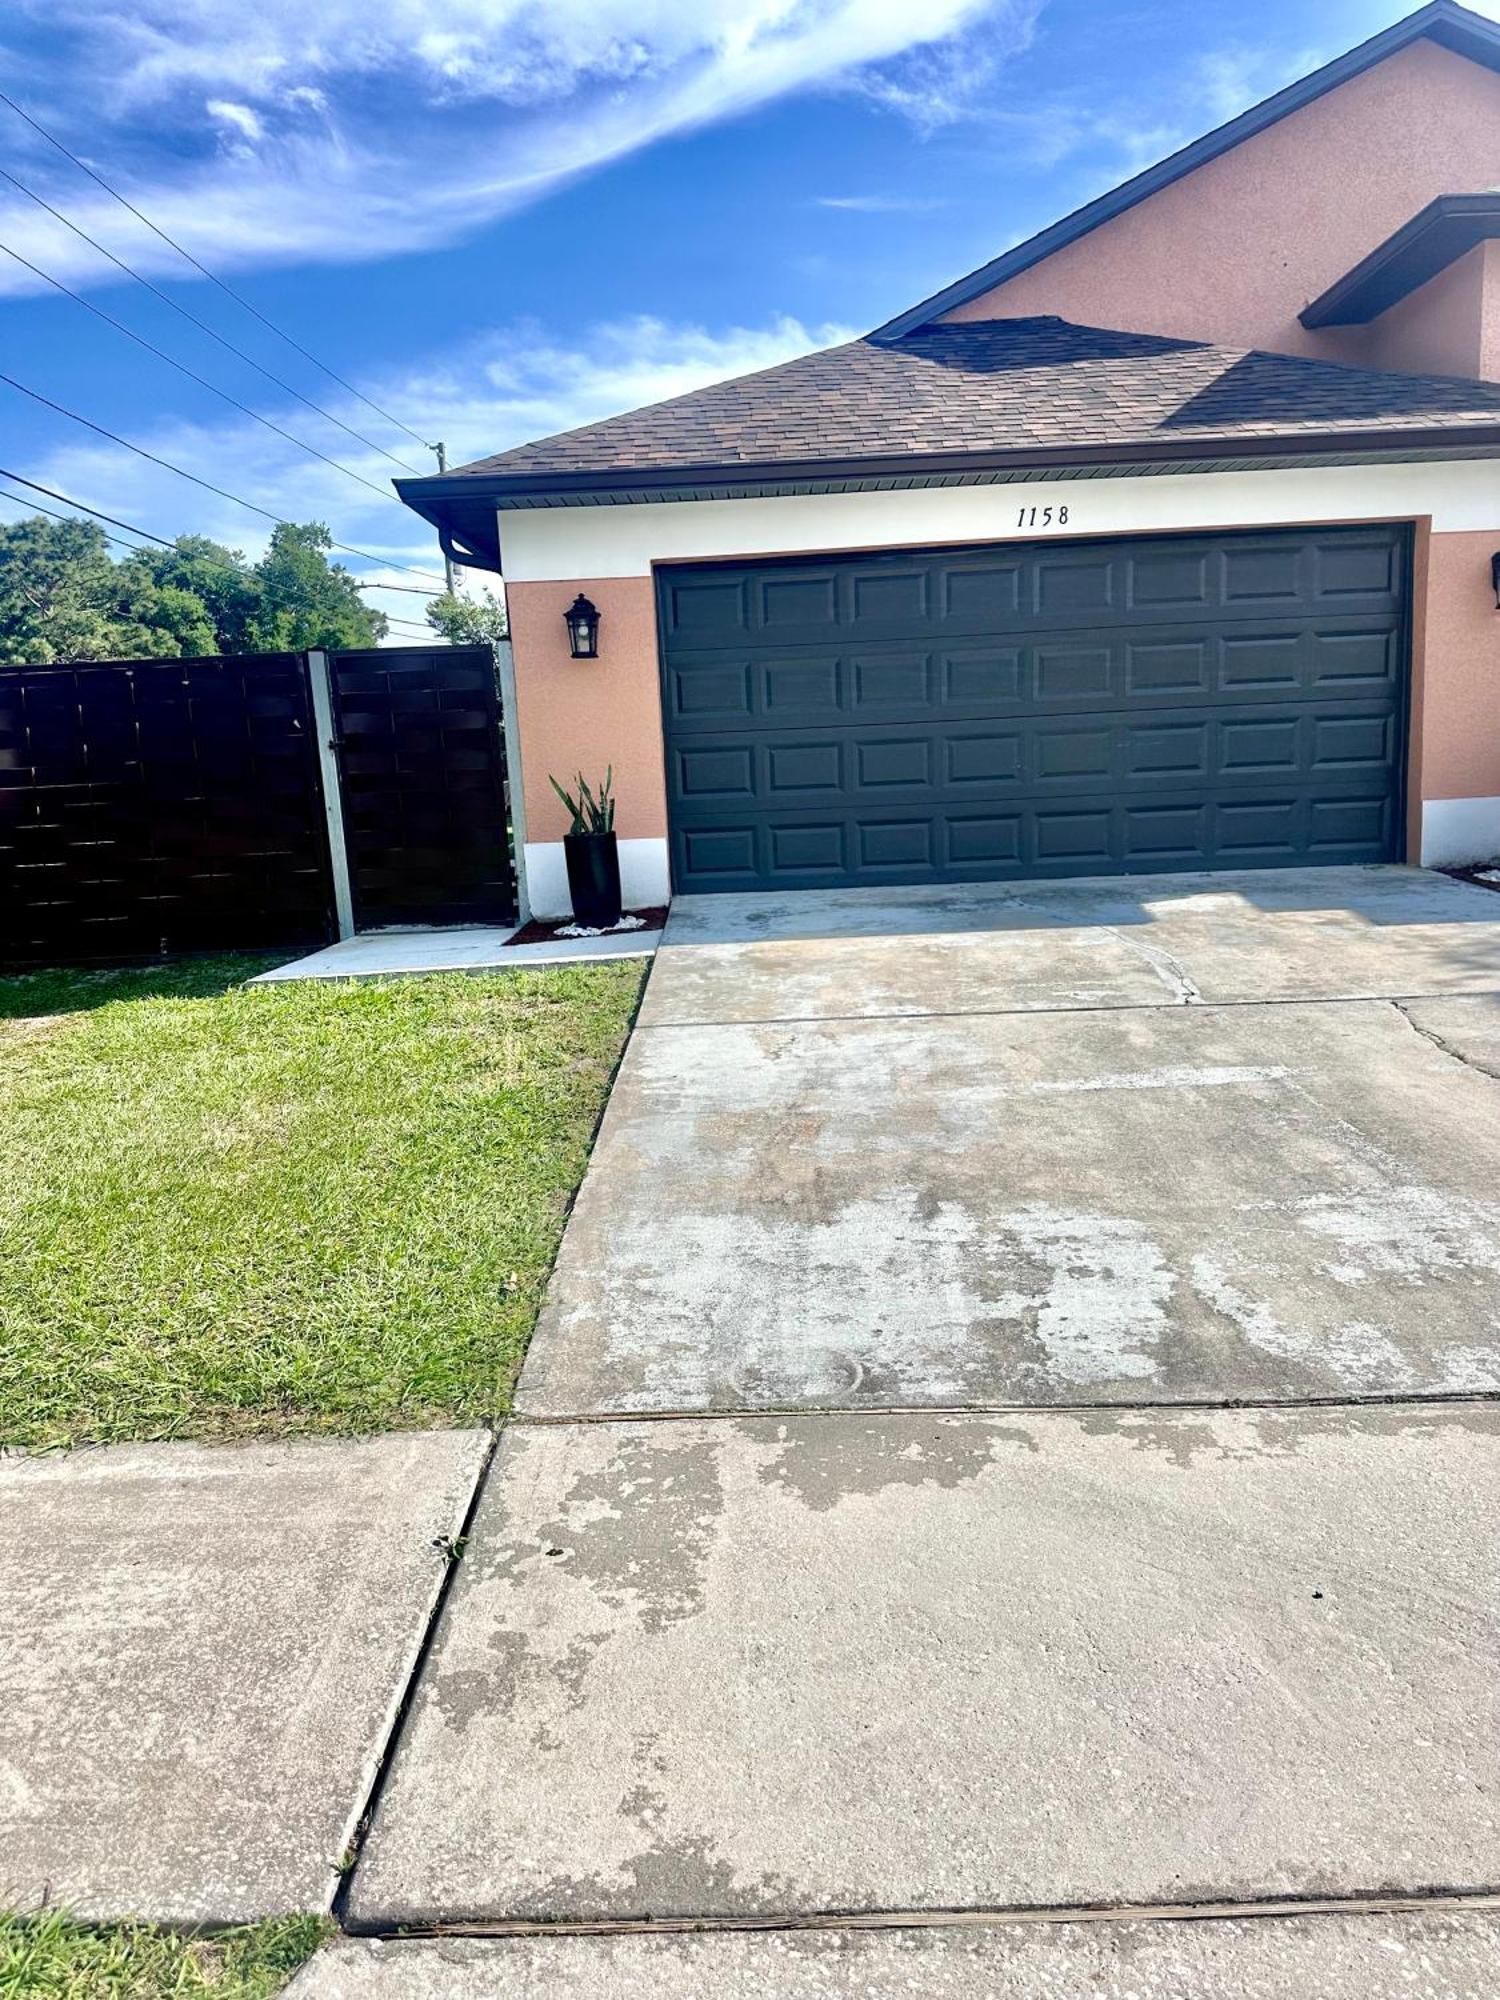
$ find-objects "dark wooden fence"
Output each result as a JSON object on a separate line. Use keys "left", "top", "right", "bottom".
{"left": 0, "top": 644, "right": 516, "bottom": 971}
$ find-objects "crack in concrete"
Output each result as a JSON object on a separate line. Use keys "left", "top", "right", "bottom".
{"left": 1104, "top": 928, "right": 1202, "bottom": 1005}
{"left": 1390, "top": 1000, "right": 1500, "bottom": 1083}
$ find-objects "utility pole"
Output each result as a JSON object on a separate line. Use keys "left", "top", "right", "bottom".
{"left": 433, "top": 441, "right": 455, "bottom": 596}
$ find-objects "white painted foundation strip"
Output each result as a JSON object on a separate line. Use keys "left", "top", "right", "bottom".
{"left": 500, "top": 459, "right": 1500, "bottom": 580}
{"left": 1420, "top": 795, "right": 1500, "bottom": 868}
{"left": 523, "top": 836, "right": 671, "bottom": 919}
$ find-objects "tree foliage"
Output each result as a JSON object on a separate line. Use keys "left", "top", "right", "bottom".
{"left": 0, "top": 516, "right": 387, "bottom": 665}
{"left": 425, "top": 586, "right": 508, "bottom": 647}
{"left": 242, "top": 522, "right": 387, "bottom": 652}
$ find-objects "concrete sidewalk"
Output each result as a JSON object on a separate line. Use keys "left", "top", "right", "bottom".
{"left": 253, "top": 922, "right": 661, "bottom": 983}
{"left": 0, "top": 1430, "right": 487, "bottom": 1923}
{"left": 338, "top": 866, "right": 1500, "bottom": 1973}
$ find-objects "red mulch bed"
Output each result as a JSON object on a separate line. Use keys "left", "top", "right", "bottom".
{"left": 504, "top": 906, "right": 669, "bottom": 947}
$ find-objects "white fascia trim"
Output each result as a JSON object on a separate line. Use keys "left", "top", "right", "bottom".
{"left": 1420, "top": 797, "right": 1500, "bottom": 869}
{"left": 524, "top": 837, "right": 671, "bottom": 919}
{"left": 500, "top": 459, "right": 1500, "bottom": 581}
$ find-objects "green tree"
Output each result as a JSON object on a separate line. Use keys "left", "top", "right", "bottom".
{"left": 245, "top": 523, "right": 386, "bottom": 651}
{"left": 120, "top": 535, "right": 261, "bottom": 653}
{"left": 424, "top": 587, "right": 508, "bottom": 647}
{"left": 0, "top": 515, "right": 387, "bottom": 663}
{"left": 108, "top": 571, "right": 218, "bottom": 658}
{"left": 0, "top": 517, "right": 122, "bottom": 663}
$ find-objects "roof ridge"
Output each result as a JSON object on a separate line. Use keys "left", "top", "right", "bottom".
{"left": 896, "top": 313, "right": 1500, "bottom": 396}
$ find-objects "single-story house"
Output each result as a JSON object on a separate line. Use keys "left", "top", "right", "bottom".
{"left": 399, "top": 0, "right": 1500, "bottom": 918}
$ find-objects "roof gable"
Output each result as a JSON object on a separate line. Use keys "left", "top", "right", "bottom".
{"left": 872, "top": 1, "right": 1500, "bottom": 342}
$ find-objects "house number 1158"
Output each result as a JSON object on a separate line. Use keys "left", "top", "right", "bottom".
{"left": 1017, "top": 505, "right": 1069, "bottom": 528}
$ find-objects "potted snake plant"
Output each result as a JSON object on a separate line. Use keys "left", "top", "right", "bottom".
{"left": 550, "top": 768, "right": 622, "bottom": 927}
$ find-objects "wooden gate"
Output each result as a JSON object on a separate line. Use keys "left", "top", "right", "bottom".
{"left": 324, "top": 644, "right": 516, "bottom": 932}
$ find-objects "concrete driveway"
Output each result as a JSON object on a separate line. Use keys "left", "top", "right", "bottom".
{"left": 518, "top": 864, "right": 1500, "bottom": 1415}
{"left": 345, "top": 866, "right": 1500, "bottom": 1982}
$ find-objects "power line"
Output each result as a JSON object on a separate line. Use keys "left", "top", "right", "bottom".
{"left": 0, "top": 471, "right": 444, "bottom": 625}
{"left": 0, "top": 87, "right": 434, "bottom": 450}
{"left": 0, "top": 479, "right": 302, "bottom": 602}
{"left": 0, "top": 237, "right": 410, "bottom": 506}
{"left": 0, "top": 479, "right": 156, "bottom": 556}
{"left": 0, "top": 478, "right": 432, "bottom": 634}
{"left": 0, "top": 162, "right": 422, "bottom": 475}
{"left": 0, "top": 371, "right": 448, "bottom": 583}
{"left": 0, "top": 466, "right": 183, "bottom": 549}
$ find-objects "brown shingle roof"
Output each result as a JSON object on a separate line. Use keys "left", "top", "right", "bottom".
{"left": 445, "top": 318, "right": 1500, "bottom": 489}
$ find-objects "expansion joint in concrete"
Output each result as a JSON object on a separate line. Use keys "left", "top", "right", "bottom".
{"left": 635, "top": 986, "right": 1500, "bottom": 1033}
{"left": 332, "top": 1424, "right": 505, "bottom": 1923}
{"left": 507, "top": 1388, "right": 1500, "bottom": 1430}
{"left": 340, "top": 1884, "right": 1500, "bottom": 1944}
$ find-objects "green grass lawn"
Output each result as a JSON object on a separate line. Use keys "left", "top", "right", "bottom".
{"left": 0, "top": 1912, "right": 327, "bottom": 1998}
{"left": 0, "top": 954, "right": 642, "bottom": 1450}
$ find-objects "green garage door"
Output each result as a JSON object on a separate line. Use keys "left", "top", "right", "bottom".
{"left": 657, "top": 525, "right": 1410, "bottom": 894}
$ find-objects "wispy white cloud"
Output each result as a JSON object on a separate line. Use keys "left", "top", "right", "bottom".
{"left": 842, "top": 0, "right": 1040, "bottom": 129}
{"left": 1186, "top": 41, "right": 1323, "bottom": 129}
{"left": 979, "top": 32, "right": 1328, "bottom": 185}
{"left": 0, "top": 0, "right": 1038, "bottom": 294}
{"left": 205, "top": 99, "right": 266, "bottom": 146}
{"left": 815, "top": 192, "right": 947, "bottom": 212}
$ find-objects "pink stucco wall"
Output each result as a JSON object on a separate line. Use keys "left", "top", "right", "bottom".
{"left": 1484, "top": 240, "right": 1500, "bottom": 384}
{"left": 1412, "top": 530, "right": 1500, "bottom": 814}
{"left": 505, "top": 576, "right": 669, "bottom": 842}
{"left": 943, "top": 40, "right": 1500, "bottom": 373}
{"left": 1345, "top": 241, "right": 1498, "bottom": 382}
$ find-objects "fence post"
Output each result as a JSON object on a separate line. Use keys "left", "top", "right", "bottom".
{"left": 305, "top": 649, "right": 356, "bottom": 941}
{"left": 495, "top": 638, "right": 530, "bottom": 925}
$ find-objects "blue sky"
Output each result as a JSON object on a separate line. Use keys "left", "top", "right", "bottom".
{"left": 0, "top": 0, "right": 1487, "bottom": 627}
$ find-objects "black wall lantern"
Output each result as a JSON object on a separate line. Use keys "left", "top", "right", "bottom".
{"left": 565, "top": 593, "right": 601, "bottom": 658}
{"left": 1492, "top": 551, "right": 1500, "bottom": 611}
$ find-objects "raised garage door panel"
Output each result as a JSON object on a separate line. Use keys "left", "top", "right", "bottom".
{"left": 658, "top": 528, "right": 1409, "bottom": 892}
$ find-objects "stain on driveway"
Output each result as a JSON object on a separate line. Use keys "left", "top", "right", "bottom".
{"left": 519, "top": 992, "right": 1500, "bottom": 1415}
{"left": 348, "top": 1405, "right": 1500, "bottom": 1926}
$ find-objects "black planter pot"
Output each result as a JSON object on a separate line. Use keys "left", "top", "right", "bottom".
{"left": 563, "top": 831, "right": 623, "bottom": 927}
